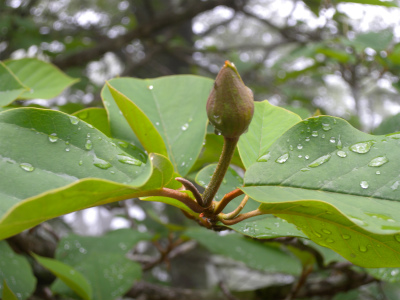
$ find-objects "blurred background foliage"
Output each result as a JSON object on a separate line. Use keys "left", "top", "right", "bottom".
{"left": 2, "top": 0, "right": 400, "bottom": 299}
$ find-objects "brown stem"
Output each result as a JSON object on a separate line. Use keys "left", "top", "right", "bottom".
{"left": 149, "top": 188, "right": 204, "bottom": 213}
{"left": 175, "top": 177, "right": 204, "bottom": 206}
{"left": 213, "top": 188, "right": 244, "bottom": 214}
{"left": 219, "top": 209, "right": 262, "bottom": 225}
{"left": 202, "top": 137, "right": 239, "bottom": 207}
{"left": 218, "top": 195, "right": 249, "bottom": 220}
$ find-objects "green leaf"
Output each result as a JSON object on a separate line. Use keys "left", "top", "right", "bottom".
{"left": 4, "top": 58, "right": 79, "bottom": 99}
{"left": 73, "top": 108, "right": 111, "bottom": 137}
{"left": 33, "top": 254, "right": 92, "bottom": 300}
{"left": 106, "top": 82, "right": 168, "bottom": 156}
{"left": 195, "top": 164, "right": 306, "bottom": 238}
{"left": 338, "top": 0, "right": 397, "bottom": 7}
{"left": 102, "top": 76, "right": 213, "bottom": 176}
{"left": 372, "top": 113, "right": 400, "bottom": 135}
{"left": 2, "top": 281, "right": 18, "bottom": 300}
{"left": 238, "top": 101, "right": 302, "bottom": 169}
{"left": 352, "top": 29, "right": 394, "bottom": 52}
{"left": 0, "top": 61, "right": 28, "bottom": 106}
{"left": 184, "top": 228, "right": 302, "bottom": 275}
{"left": 53, "top": 229, "right": 146, "bottom": 300}
{"left": 365, "top": 267, "right": 400, "bottom": 283}
{"left": 243, "top": 116, "right": 400, "bottom": 267}
{"left": 0, "top": 108, "right": 176, "bottom": 239}
{"left": 0, "top": 241, "right": 36, "bottom": 300}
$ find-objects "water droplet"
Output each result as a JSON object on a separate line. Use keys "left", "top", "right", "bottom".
{"left": 87, "top": 124, "right": 93, "bottom": 129}
{"left": 360, "top": 181, "right": 369, "bottom": 189}
{"left": 311, "top": 131, "right": 318, "bottom": 137}
{"left": 49, "top": 133, "right": 58, "bottom": 143}
{"left": 368, "top": 156, "right": 389, "bottom": 167}
{"left": 322, "top": 229, "right": 332, "bottom": 234}
{"left": 333, "top": 119, "right": 337, "bottom": 124}
{"left": 305, "top": 155, "right": 310, "bottom": 160}
{"left": 389, "top": 133, "right": 400, "bottom": 139}
{"left": 148, "top": 85, "right": 154, "bottom": 90}
{"left": 213, "top": 115, "right": 221, "bottom": 124}
{"left": 391, "top": 181, "right": 400, "bottom": 190}
{"left": 214, "top": 128, "right": 222, "bottom": 135}
{"left": 155, "top": 122, "right": 160, "bottom": 126}
{"left": 69, "top": 116, "right": 79, "bottom": 125}
{"left": 257, "top": 152, "right": 270, "bottom": 162}
{"left": 376, "top": 171, "right": 381, "bottom": 175}
{"left": 181, "top": 123, "right": 189, "bottom": 131}
{"left": 117, "top": 141, "right": 128, "bottom": 148}
{"left": 85, "top": 140, "right": 93, "bottom": 150}
{"left": 322, "top": 123, "right": 331, "bottom": 131}
{"left": 276, "top": 153, "right": 289, "bottom": 164}
{"left": 78, "top": 110, "right": 88, "bottom": 119}
{"left": 297, "top": 144, "right": 303, "bottom": 150}
{"left": 301, "top": 167, "right": 310, "bottom": 172}
{"left": 79, "top": 160, "right": 83, "bottom": 166}
{"left": 298, "top": 155, "right": 303, "bottom": 158}
{"left": 289, "top": 145, "right": 293, "bottom": 151}
{"left": 93, "top": 157, "right": 112, "bottom": 169}
{"left": 394, "top": 234, "right": 400, "bottom": 242}
{"left": 322, "top": 134, "right": 325, "bottom": 138}
{"left": 87, "top": 133, "right": 91, "bottom": 138}
{"left": 308, "top": 154, "right": 331, "bottom": 168}
{"left": 65, "top": 141, "right": 70, "bottom": 145}
{"left": 350, "top": 141, "right": 375, "bottom": 154}
{"left": 337, "top": 150, "right": 347, "bottom": 158}
{"left": 342, "top": 234, "right": 351, "bottom": 240}
{"left": 359, "top": 245, "right": 368, "bottom": 252}
{"left": 65, "top": 148, "right": 70, "bottom": 152}
{"left": 325, "top": 238, "right": 334, "bottom": 243}
{"left": 336, "top": 135, "right": 342, "bottom": 149}
{"left": 117, "top": 155, "right": 142, "bottom": 166}
{"left": 306, "top": 127, "right": 311, "bottom": 133}
{"left": 329, "top": 137, "right": 336, "bottom": 143}
{"left": 305, "top": 137, "right": 310, "bottom": 142}
{"left": 20, "top": 163, "right": 34, "bottom": 172}
{"left": 313, "top": 231, "right": 322, "bottom": 238}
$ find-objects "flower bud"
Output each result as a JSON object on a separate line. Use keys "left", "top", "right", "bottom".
{"left": 206, "top": 61, "right": 254, "bottom": 138}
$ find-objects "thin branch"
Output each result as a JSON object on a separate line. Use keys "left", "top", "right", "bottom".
{"left": 218, "top": 195, "right": 249, "bottom": 220}
{"left": 219, "top": 209, "right": 262, "bottom": 225}
{"left": 214, "top": 188, "right": 244, "bottom": 214}
{"left": 175, "top": 177, "right": 204, "bottom": 206}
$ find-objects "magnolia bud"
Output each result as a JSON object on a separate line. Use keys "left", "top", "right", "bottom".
{"left": 206, "top": 61, "right": 254, "bottom": 138}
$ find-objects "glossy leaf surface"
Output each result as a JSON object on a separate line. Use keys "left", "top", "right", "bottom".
{"left": 238, "top": 101, "right": 301, "bottom": 169}
{"left": 4, "top": 58, "right": 78, "bottom": 99}
{"left": 73, "top": 108, "right": 111, "bottom": 137}
{"left": 102, "top": 76, "right": 213, "bottom": 176}
{"left": 243, "top": 116, "right": 400, "bottom": 267}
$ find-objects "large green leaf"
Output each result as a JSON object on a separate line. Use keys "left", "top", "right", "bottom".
{"left": 243, "top": 116, "right": 400, "bottom": 267}
{"left": 33, "top": 254, "right": 92, "bottom": 300}
{"left": 195, "top": 164, "right": 306, "bottom": 238}
{"left": 102, "top": 76, "right": 213, "bottom": 176}
{"left": 0, "top": 108, "right": 175, "bottom": 239}
{"left": 4, "top": 58, "right": 78, "bottom": 99}
{"left": 238, "top": 101, "right": 302, "bottom": 169}
{"left": 53, "top": 229, "right": 146, "bottom": 300}
{"left": 2, "top": 281, "right": 18, "bottom": 300}
{"left": 352, "top": 29, "right": 394, "bottom": 52}
{"left": 0, "top": 61, "right": 28, "bottom": 106}
{"left": 184, "top": 228, "right": 302, "bottom": 275}
{"left": 0, "top": 241, "right": 36, "bottom": 300}
{"left": 106, "top": 83, "right": 168, "bottom": 156}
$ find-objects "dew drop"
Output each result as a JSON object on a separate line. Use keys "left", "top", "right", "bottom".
{"left": 79, "top": 160, "right": 83, "bottom": 166}
{"left": 117, "top": 155, "right": 142, "bottom": 166}
{"left": 297, "top": 144, "right": 303, "bottom": 150}
{"left": 301, "top": 167, "right": 310, "bottom": 172}
{"left": 336, "top": 135, "right": 342, "bottom": 149}
{"left": 368, "top": 156, "right": 389, "bottom": 167}
{"left": 20, "top": 163, "right": 34, "bottom": 172}
{"left": 376, "top": 171, "right": 381, "bottom": 175}
{"left": 305, "top": 137, "right": 310, "bottom": 142}
{"left": 311, "top": 131, "right": 318, "bottom": 137}
{"left": 389, "top": 133, "right": 400, "bottom": 139}
{"left": 49, "top": 133, "right": 58, "bottom": 143}
{"left": 289, "top": 145, "right": 293, "bottom": 151}
{"left": 65, "top": 148, "right": 70, "bottom": 152}
{"left": 275, "top": 153, "right": 289, "bottom": 164}
{"left": 85, "top": 139, "right": 93, "bottom": 150}
{"left": 93, "top": 157, "right": 112, "bottom": 169}
{"left": 325, "top": 238, "right": 334, "bottom": 243}
{"left": 336, "top": 150, "right": 347, "bottom": 158}
{"left": 321, "top": 134, "right": 325, "bottom": 138}
{"left": 391, "top": 181, "right": 400, "bottom": 190}
{"left": 305, "top": 155, "right": 310, "bottom": 160}
{"left": 155, "top": 122, "right": 160, "bottom": 126}
{"left": 359, "top": 245, "right": 368, "bottom": 252}
{"left": 313, "top": 231, "right": 322, "bottom": 238}
{"left": 87, "top": 124, "right": 93, "bottom": 129}
{"left": 69, "top": 116, "right": 79, "bottom": 125}
{"left": 298, "top": 155, "right": 303, "bottom": 158}
{"left": 308, "top": 154, "right": 331, "bottom": 168}
{"left": 213, "top": 115, "right": 221, "bottom": 124}
{"left": 342, "top": 234, "right": 351, "bottom": 240}
{"left": 78, "top": 110, "right": 88, "bottom": 119}
{"left": 322, "top": 123, "right": 331, "bottom": 131}
{"left": 257, "top": 152, "right": 270, "bottom": 162}
{"left": 181, "top": 123, "right": 189, "bottom": 131}
{"left": 214, "top": 128, "right": 222, "bottom": 135}
{"left": 350, "top": 141, "right": 375, "bottom": 154}
{"left": 148, "top": 85, "right": 154, "bottom": 90}
{"left": 329, "top": 137, "right": 336, "bottom": 143}
{"left": 360, "top": 181, "right": 369, "bottom": 189}
{"left": 322, "top": 229, "right": 332, "bottom": 235}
